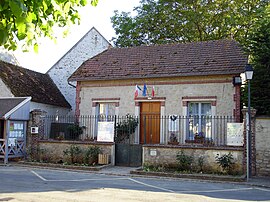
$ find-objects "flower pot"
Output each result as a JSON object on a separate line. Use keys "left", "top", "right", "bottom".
{"left": 168, "top": 141, "right": 179, "bottom": 145}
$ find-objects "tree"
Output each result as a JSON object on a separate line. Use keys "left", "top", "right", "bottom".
{"left": 111, "top": 0, "right": 268, "bottom": 47}
{"left": 0, "top": 0, "right": 98, "bottom": 51}
{"left": 242, "top": 6, "right": 270, "bottom": 115}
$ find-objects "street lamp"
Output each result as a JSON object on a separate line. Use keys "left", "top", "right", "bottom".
{"left": 245, "top": 64, "right": 253, "bottom": 181}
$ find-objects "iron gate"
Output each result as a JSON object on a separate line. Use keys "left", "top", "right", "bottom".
{"left": 115, "top": 142, "right": 142, "bottom": 167}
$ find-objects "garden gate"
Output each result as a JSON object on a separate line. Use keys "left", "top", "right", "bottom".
{"left": 114, "top": 116, "right": 142, "bottom": 167}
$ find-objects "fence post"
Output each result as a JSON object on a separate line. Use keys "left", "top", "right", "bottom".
{"left": 242, "top": 108, "right": 257, "bottom": 176}
{"left": 27, "top": 109, "right": 47, "bottom": 161}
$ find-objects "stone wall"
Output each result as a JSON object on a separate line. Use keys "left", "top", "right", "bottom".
{"left": 47, "top": 27, "right": 110, "bottom": 113}
{"left": 0, "top": 78, "right": 13, "bottom": 97}
{"left": 30, "top": 102, "right": 70, "bottom": 116}
{"left": 38, "top": 140, "right": 114, "bottom": 164}
{"left": 143, "top": 145, "right": 243, "bottom": 174}
{"left": 256, "top": 117, "right": 270, "bottom": 176}
{"left": 79, "top": 75, "right": 236, "bottom": 116}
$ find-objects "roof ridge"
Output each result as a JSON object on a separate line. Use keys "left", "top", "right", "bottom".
{"left": 111, "top": 38, "right": 237, "bottom": 51}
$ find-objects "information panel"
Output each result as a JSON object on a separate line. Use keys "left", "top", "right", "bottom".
{"left": 97, "top": 122, "right": 114, "bottom": 142}
{"left": 227, "top": 123, "right": 244, "bottom": 146}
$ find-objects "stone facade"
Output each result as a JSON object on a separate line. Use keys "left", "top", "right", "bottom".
{"left": 30, "top": 102, "right": 70, "bottom": 116}
{"left": 242, "top": 108, "right": 257, "bottom": 176}
{"left": 38, "top": 141, "right": 114, "bottom": 164}
{"left": 78, "top": 75, "right": 237, "bottom": 116}
{"left": 47, "top": 27, "right": 110, "bottom": 113}
{"left": 256, "top": 117, "right": 270, "bottom": 176}
{"left": 143, "top": 145, "right": 243, "bottom": 173}
{"left": 0, "top": 78, "right": 13, "bottom": 97}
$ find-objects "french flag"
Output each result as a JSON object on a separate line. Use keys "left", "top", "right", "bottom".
{"left": 152, "top": 86, "right": 155, "bottom": 97}
{"left": 134, "top": 85, "right": 141, "bottom": 98}
{"left": 142, "top": 84, "right": 147, "bottom": 96}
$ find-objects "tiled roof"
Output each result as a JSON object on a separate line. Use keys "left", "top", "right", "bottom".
{"left": 0, "top": 97, "right": 26, "bottom": 118}
{"left": 69, "top": 39, "right": 247, "bottom": 81}
{"left": 0, "top": 61, "right": 71, "bottom": 108}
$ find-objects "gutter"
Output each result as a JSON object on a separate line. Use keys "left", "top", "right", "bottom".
{"left": 68, "top": 81, "right": 76, "bottom": 88}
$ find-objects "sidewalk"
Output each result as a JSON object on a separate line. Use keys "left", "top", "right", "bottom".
{"left": 244, "top": 176, "right": 270, "bottom": 188}
{"left": 97, "top": 166, "right": 270, "bottom": 188}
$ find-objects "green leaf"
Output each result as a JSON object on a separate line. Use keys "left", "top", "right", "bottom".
{"left": 91, "top": 0, "right": 98, "bottom": 6}
{"left": 9, "top": 0, "right": 27, "bottom": 18}
{"left": 64, "top": 2, "right": 71, "bottom": 13}
{"left": 0, "top": 0, "right": 98, "bottom": 50}
{"left": 0, "top": 29, "right": 8, "bottom": 45}
{"left": 80, "top": 0, "right": 87, "bottom": 6}
{"left": 43, "top": 1, "right": 48, "bottom": 12}
{"left": 33, "top": 43, "right": 39, "bottom": 53}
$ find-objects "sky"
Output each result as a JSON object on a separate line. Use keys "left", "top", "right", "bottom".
{"left": 13, "top": 0, "right": 140, "bottom": 73}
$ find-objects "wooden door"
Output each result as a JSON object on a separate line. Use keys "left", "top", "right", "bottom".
{"left": 140, "top": 102, "right": 161, "bottom": 144}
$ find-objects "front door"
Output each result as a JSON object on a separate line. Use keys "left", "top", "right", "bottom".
{"left": 140, "top": 102, "right": 161, "bottom": 144}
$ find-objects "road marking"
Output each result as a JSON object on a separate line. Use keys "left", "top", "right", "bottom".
{"left": 177, "top": 187, "right": 254, "bottom": 193}
{"left": 30, "top": 170, "right": 47, "bottom": 181}
{"left": 44, "top": 177, "right": 130, "bottom": 182}
{"left": 0, "top": 168, "right": 28, "bottom": 172}
{"left": 255, "top": 187, "right": 270, "bottom": 192}
{"left": 129, "top": 178, "right": 175, "bottom": 193}
{"left": 30, "top": 170, "right": 129, "bottom": 182}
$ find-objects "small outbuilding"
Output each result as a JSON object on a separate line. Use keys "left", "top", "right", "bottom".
{"left": 0, "top": 97, "right": 31, "bottom": 163}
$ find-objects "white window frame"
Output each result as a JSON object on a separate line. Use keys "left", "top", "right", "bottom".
{"left": 182, "top": 96, "right": 217, "bottom": 143}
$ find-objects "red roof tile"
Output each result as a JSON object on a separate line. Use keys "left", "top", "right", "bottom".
{"left": 69, "top": 39, "right": 247, "bottom": 81}
{"left": 0, "top": 61, "right": 71, "bottom": 108}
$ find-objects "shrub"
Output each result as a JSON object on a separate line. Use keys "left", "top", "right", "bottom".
{"left": 197, "top": 156, "right": 205, "bottom": 172}
{"left": 115, "top": 115, "right": 138, "bottom": 142}
{"left": 215, "top": 152, "right": 234, "bottom": 174}
{"left": 84, "top": 146, "right": 101, "bottom": 165}
{"left": 176, "top": 150, "right": 193, "bottom": 172}
{"left": 63, "top": 145, "right": 82, "bottom": 164}
{"left": 68, "top": 122, "right": 85, "bottom": 140}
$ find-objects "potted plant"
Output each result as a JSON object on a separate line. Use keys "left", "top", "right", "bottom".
{"left": 194, "top": 132, "right": 204, "bottom": 139}
{"left": 168, "top": 132, "right": 179, "bottom": 145}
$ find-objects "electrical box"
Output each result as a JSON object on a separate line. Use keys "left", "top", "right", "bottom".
{"left": 31, "top": 127, "right": 39, "bottom": 134}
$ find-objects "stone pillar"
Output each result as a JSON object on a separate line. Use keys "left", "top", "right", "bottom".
{"left": 242, "top": 108, "right": 257, "bottom": 176}
{"left": 27, "top": 109, "right": 47, "bottom": 161}
{"left": 134, "top": 101, "right": 140, "bottom": 144}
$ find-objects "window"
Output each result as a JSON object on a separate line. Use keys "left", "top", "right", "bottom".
{"left": 97, "top": 103, "right": 115, "bottom": 122}
{"left": 188, "top": 102, "right": 212, "bottom": 140}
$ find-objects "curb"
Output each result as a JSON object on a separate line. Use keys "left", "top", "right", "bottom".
{"left": 9, "top": 161, "right": 110, "bottom": 172}
{"left": 130, "top": 170, "right": 246, "bottom": 182}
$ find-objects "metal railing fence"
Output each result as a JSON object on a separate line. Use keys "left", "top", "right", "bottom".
{"left": 40, "top": 115, "right": 239, "bottom": 146}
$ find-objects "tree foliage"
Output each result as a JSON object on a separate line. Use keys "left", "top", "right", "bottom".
{"left": 0, "top": 0, "right": 98, "bottom": 51}
{"left": 242, "top": 6, "right": 270, "bottom": 115}
{"left": 111, "top": 0, "right": 268, "bottom": 47}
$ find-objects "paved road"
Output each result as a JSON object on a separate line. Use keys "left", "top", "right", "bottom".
{"left": 0, "top": 166, "right": 270, "bottom": 202}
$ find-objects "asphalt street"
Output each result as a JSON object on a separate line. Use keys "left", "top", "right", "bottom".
{"left": 0, "top": 166, "right": 270, "bottom": 202}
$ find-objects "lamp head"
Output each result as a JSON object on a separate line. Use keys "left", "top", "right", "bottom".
{"left": 245, "top": 64, "right": 253, "bottom": 80}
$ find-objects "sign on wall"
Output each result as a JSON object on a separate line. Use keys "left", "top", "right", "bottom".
{"left": 97, "top": 122, "right": 114, "bottom": 142}
{"left": 227, "top": 123, "right": 244, "bottom": 146}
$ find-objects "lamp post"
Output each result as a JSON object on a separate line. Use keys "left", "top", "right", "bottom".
{"left": 245, "top": 64, "right": 253, "bottom": 181}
